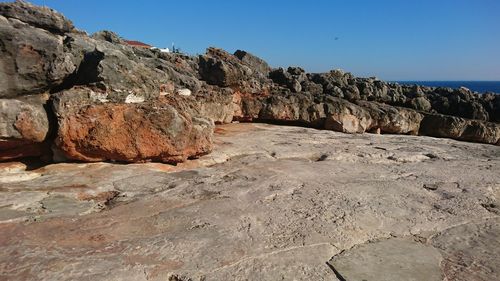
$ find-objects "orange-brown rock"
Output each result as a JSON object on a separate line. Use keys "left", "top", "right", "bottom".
{"left": 0, "top": 99, "right": 50, "bottom": 161}
{"left": 52, "top": 87, "right": 214, "bottom": 163}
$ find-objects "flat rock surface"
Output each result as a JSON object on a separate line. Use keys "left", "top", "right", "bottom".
{"left": 1, "top": 123, "right": 499, "bottom": 280}
{"left": 328, "top": 238, "right": 443, "bottom": 281}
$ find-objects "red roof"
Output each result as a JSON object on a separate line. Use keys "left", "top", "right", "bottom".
{"left": 124, "top": 40, "right": 152, "bottom": 48}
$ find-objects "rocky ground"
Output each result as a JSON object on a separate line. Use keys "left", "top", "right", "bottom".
{"left": 1, "top": 2, "right": 500, "bottom": 280}
{"left": 1, "top": 123, "right": 499, "bottom": 281}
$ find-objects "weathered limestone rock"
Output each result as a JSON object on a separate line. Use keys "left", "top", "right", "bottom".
{"left": 324, "top": 97, "right": 372, "bottom": 133}
{"left": 63, "top": 33, "right": 171, "bottom": 102}
{"left": 0, "top": 99, "right": 48, "bottom": 142}
{"left": 1, "top": 0, "right": 500, "bottom": 166}
{"left": 328, "top": 238, "right": 443, "bottom": 281}
{"left": 0, "top": 98, "right": 49, "bottom": 160}
{"left": 90, "top": 30, "right": 124, "bottom": 44}
{"left": 0, "top": 0, "right": 74, "bottom": 33}
{"left": 0, "top": 11, "right": 76, "bottom": 97}
{"left": 481, "top": 93, "right": 500, "bottom": 122}
{"left": 430, "top": 218, "right": 500, "bottom": 281}
{"left": 420, "top": 113, "right": 500, "bottom": 145}
{"left": 357, "top": 100, "right": 423, "bottom": 135}
{"left": 198, "top": 47, "right": 253, "bottom": 87}
{"left": 192, "top": 87, "right": 235, "bottom": 124}
{"left": 410, "top": 96, "right": 432, "bottom": 111}
{"left": 198, "top": 48, "right": 269, "bottom": 96}
{"left": 232, "top": 91, "right": 266, "bottom": 121}
{"left": 234, "top": 49, "right": 271, "bottom": 76}
{"left": 269, "top": 67, "right": 307, "bottom": 93}
{"left": 52, "top": 87, "right": 214, "bottom": 163}
{"left": 259, "top": 95, "right": 298, "bottom": 121}
{"left": 0, "top": 2, "right": 499, "bottom": 280}
{"left": 1, "top": 124, "right": 499, "bottom": 280}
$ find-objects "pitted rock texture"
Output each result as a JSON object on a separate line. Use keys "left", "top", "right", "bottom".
{"left": 327, "top": 238, "right": 444, "bottom": 281}
{"left": 0, "top": 98, "right": 50, "bottom": 160}
{"left": 0, "top": 0, "right": 74, "bottom": 33}
{"left": 52, "top": 88, "right": 214, "bottom": 163}
{"left": 0, "top": 11, "right": 76, "bottom": 98}
{"left": 0, "top": 124, "right": 499, "bottom": 280}
{"left": 0, "top": 98, "right": 49, "bottom": 142}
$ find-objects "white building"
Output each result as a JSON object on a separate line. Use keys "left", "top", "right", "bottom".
{"left": 151, "top": 47, "right": 170, "bottom": 53}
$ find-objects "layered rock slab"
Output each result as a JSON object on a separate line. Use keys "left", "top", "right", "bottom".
{"left": 430, "top": 218, "right": 500, "bottom": 281}
{"left": 328, "top": 238, "right": 443, "bottom": 281}
{"left": 420, "top": 113, "right": 500, "bottom": 145}
{"left": 0, "top": 124, "right": 499, "bottom": 280}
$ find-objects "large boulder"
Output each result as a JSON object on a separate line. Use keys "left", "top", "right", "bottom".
{"left": 311, "top": 69, "right": 350, "bottom": 89}
{"left": 234, "top": 49, "right": 271, "bottom": 76}
{"left": 269, "top": 67, "right": 308, "bottom": 93}
{"left": 51, "top": 87, "right": 214, "bottom": 163}
{"left": 410, "top": 96, "right": 432, "bottom": 112}
{"left": 198, "top": 48, "right": 270, "bottom": 96}
{"left": 0, "top": 97, "right": 50, "bottom": 160}
{"left": 62, "top": 33, "right": 173, "bottom": 101}
{"left": 0, "top": 9, "right": 77, "bottom": 97}
{"left": 424, "top": 87, "right": 490, "bottom": 121}
{"left": 258, "top": 92, "right": 326, "bottom": 127}
{"left": 192, "top": 87, "right": 235, "bottom": 124}
{"left": 323, "top": 97, "right": 372, "bottom": 133}
{"left": 481, "top": 93, "right": 500, "bottom": 122}
{"left": 198, "top": 48, "right": 252, "bottom": 87}
{"left": 233, "top": 91, "right": 267, "bottom": 122}
{"left": 90, "top": 30, "right": 124, "bottom": 44}
{"left": 259, "top": 94, "right": 302, "bottom": 121}
{"left": 357, "top": 101, "right": 423, "bottom": 135}
{"left": 0, "top": 0, "right": 74, "bottom": 34}
{"left": 419, "top": 114, "right": 500, "bottom": 145}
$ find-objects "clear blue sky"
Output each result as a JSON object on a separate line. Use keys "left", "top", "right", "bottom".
{"left": 28, "top": 0, "right": 500, "bottom": 80}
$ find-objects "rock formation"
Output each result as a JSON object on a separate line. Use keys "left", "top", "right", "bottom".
{"left": 0, "top": 1, "right": 499, "bottom": 163}
{"left": 1, "top": 2, "right": 499, "bottom": 281}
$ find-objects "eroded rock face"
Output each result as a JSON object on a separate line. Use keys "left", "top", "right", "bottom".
{"left": 52, "top": 88, "right": 214, "bottom": 163}
{"left": 0, "top": 1, "right": 499, "bottom": 164}
{"left": 324, "top": 97, "right": 371, "bottom": 133}
{"left": 62, "top": 33, "right": 172, "bottom": 101}
{"left": 234, "top": 49, "right": 271, "bottom": 77}
{"left": 0, "top": 13, "right": 76, "bottom": 98}
{"left": 0, "top": 0, "right": 74, "bottom": 33}
{"left": 420, "top": 114, "right": 500, "bottom": 145}
{"left": 199, "top": 47, "right": 253, "bottom": 87}
{"left": 0, "top": 98, "right": 50, "bottom": 160}
{"left": 0, "top": 99, "right": 49, "bottom": 142}
{"left": 192, "top": 87, "right": 235, "bottom": 124}
{"left": 198, "top": 47, "right": 270, "bottom": 95}
{"left": 357, "top": 101, "right": 423, "bottom": 135}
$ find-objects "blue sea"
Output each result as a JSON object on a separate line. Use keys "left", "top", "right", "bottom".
{"left": 393, "top": 81, "right": 500, "bottom": 94}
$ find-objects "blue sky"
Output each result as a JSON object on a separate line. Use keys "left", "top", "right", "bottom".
{"left": 28, "top": 0, "right": 500, "bottom": 80}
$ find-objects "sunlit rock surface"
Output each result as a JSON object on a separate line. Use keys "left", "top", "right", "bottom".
{"left": 1, "top": 123, "right": 499, "bottom": 280}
